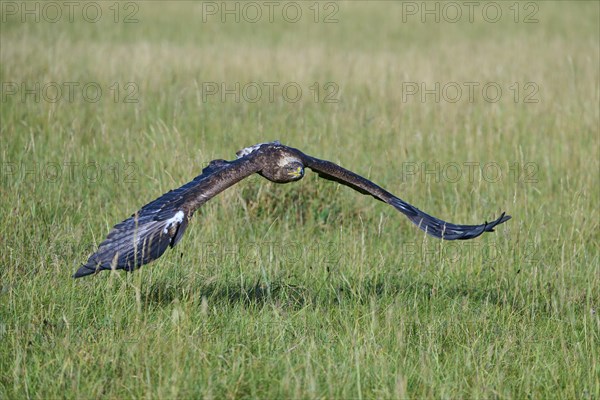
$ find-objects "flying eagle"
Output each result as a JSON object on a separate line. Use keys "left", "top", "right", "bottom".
{"left": 74, "top": 141, "right": 511, "bottom": 278}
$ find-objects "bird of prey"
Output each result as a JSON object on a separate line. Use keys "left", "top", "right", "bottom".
{"left": 74, "top": 141, "right": 511, "bottom": 278}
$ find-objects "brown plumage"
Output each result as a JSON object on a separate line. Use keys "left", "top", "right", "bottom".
{"left": 74, "top": 141, "right": 511, "bottom": 278}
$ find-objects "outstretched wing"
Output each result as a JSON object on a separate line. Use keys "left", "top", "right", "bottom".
{"left": 300, "top": 154, "right": 511, "bottom": 240}
{"left": 74, "top": 156, "right": 262, "bottom": 278}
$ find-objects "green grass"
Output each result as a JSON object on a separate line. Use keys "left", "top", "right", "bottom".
{"left": 1, "top": 1, "right": 598, "bottom": 398}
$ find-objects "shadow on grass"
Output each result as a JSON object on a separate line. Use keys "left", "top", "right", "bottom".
{"left": 140, "top": 267, "right": 536, "bottom": 313}
{"left": 143, "top": 277, "right": 311, "bottom": 310}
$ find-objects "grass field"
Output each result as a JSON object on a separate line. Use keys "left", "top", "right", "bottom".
{"left": 1, "top": 1, "right": 599, "bottom": 398}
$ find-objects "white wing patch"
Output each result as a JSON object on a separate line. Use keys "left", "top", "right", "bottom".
{"left": 163, "top": 210, "right": 185, "bottom": 234}
{"left": 236, "top": 140, "right": 281, "bottom": 159}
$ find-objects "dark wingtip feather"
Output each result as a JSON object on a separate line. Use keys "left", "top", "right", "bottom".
{"left": 389, "top": 197, "right": 511, "bottom": 240}
{"left": 73, "top": 264, "right": 98, "bottom": 279}
{"left": 483, "top": 212, "right": 511, "bottom": 233}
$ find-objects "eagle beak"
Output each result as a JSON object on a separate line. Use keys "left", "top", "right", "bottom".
{"left": 290, "top": 166, "right": 303, "bottom": 178}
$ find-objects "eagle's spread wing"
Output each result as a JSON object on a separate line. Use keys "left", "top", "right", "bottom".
{"left": 73, "top": 155, "right": 262, "bottom": 278}
{"left": 76, "top": 141, "right": 511, "bottom": 278}
{"left": 300, "top": 154, "right": 511, "bottom": 240}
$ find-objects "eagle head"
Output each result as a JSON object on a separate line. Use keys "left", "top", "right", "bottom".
{"left": 260, "top": 154, "right": 305, "bottom": 183}
{"left": 283, "top": 161, "right": 304, "bottom": 181}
